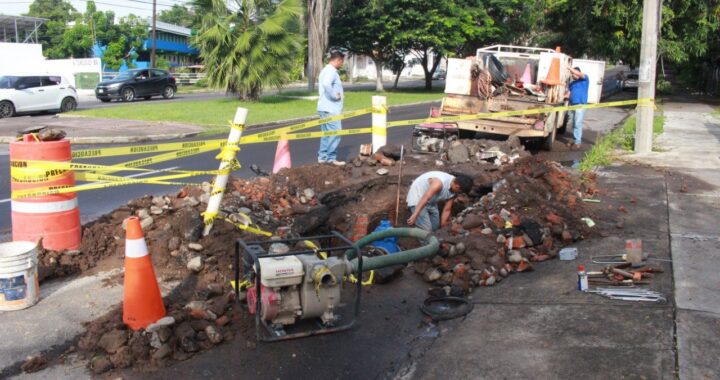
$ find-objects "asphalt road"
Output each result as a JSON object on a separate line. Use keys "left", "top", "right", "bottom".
{"left": 0, "top": 102, "right": 436, "bottom": 237}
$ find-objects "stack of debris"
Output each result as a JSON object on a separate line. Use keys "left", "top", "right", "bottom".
{"left": 413, "top": 157, "right": 598, "bottom": 296}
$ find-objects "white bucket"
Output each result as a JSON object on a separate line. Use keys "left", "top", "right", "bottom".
{"left": 0, "top": 241, "right": 40, "bottom": 311}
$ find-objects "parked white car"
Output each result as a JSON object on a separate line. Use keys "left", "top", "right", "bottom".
{"left": 0, "top": 74, "right": 78, "bottom": 118}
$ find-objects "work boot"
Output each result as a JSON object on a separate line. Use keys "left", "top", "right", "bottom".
{"left": 329, "top": 160, "right": 346, "bottom": 166}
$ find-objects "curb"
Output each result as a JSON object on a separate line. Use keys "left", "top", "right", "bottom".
{"left": 3, "top": 100, "right": 440, "bottom": 144}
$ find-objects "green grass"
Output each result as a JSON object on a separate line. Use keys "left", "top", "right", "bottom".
{"left": 579, "top": 113, "right": 665, "bottom": 171}
{"left": 72, "top": 88, "right": 444, "bottom": 131}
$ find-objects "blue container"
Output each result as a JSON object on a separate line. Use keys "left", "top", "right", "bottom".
{"left": 369, "top": 220, "right": 400, "bottom": 254}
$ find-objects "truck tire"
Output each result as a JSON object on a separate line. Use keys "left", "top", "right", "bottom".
{"left": 480, "top": 53, "right": 508, "bottom": 86}
{"left": 543, "top": 126, "right": 556, "bottom": 151}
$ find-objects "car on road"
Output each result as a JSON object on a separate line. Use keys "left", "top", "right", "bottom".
{"left": 432, "top": 68, "right": 446, "bottom": 80}
{"left": 0, "top": 74, "right": 78, "bottom": 118}
{"left": 95, "top": 69, "right": 176, "bottom": 102}
{"left": 622, "top": 72, "right": 639, "bottom": 90}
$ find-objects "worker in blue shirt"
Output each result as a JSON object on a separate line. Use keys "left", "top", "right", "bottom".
{"left": 565, "top": 67, "right": 589, "bottom": 150}
{"left": 317, "top": 51, "right": 346, "bottom": 166}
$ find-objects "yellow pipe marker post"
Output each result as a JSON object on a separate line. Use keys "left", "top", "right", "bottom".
{"left": 371, "top": 95, "right": 387, "bottom": 153}
{"left": 203, "top": 107, "right": 248, "bottom": 236}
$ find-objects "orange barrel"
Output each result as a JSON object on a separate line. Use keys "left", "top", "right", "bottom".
{"left": 9, "top": 135, "right": 81, "bottom": 251}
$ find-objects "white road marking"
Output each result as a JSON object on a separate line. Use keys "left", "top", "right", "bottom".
{"left": 0, "top": 166, "right": 181, "bottom": 204}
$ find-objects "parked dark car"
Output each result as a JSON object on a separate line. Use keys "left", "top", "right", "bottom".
{"left": 95, "top": 69, "right": 176, "bottom": 102}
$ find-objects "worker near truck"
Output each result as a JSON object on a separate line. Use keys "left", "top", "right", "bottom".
{"left": 317, "top": 51, "right": 346, "bottom": 166}
{"left": 565, "top": 67, "right": 589, "bottom": 150}
{"left": 406, "top": 171, "right": 473, "bottom": 231}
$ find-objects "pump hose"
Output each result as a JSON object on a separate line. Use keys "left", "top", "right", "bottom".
{"left": 346, "top": 228, "right": 439, "bottom": 273}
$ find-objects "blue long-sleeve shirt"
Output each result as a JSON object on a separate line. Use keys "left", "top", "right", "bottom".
{"left": 317, "top": 64, "right": 343, "bottom": 114}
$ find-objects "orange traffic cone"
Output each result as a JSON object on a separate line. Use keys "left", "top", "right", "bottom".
{"left": 272, "top": 139, "right": 292, "bottom": 174}
{"left": 123, "top": 216, "right": 166, "bottom": 330}
{"left": 541, "top": 57, "right": 562, "bottom": 86}
{"left": 520, "top": 63, "right": 533, "bottom": 84}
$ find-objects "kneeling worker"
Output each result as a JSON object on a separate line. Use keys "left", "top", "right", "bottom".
{"left": 406, "top": 171, "right": 473, "bottom": 231}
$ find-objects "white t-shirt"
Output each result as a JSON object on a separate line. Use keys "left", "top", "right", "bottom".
{"left": 406, "top": 171, "right": 455, "bottom": 207}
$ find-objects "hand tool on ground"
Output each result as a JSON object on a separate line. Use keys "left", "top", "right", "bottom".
{"left": 588, "top": 287, "right": 666, "bottom": 302}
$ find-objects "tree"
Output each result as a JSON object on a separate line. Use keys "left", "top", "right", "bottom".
{"left": 394, "top": 0, "right": 498, "bottom": 89}
{"left": 159, "top": 4, "right": 196, "bottom": 28}
{"left": 306, "top": 0, "right": 332, "bottom": 91}
{"left": 25, "top": 0, "right": 80, "bottom": 58}
{"left": 330, "top": 0, "right": 405, "bottom": 91}
{"left": 195, "top": 0, "right": 304, "bottom": 100}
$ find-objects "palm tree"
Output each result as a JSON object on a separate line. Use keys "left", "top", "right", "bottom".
{"left": 194, "top": 0, "right": 304, "bottom": 100}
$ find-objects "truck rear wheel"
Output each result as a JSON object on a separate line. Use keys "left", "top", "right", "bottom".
{"left": 543, "top": 126, "right": 556, "bottom": 151}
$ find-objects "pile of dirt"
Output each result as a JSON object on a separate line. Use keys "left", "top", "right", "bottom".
{"left": 414, "top": 156, "right": 600, "bottom": 295}
{"left": 36, "top": 139, "right": 612, "bottom": 375}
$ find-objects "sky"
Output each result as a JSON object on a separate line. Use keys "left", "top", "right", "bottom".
{"left": 1, "top": 0, "right": 190, "bottom": 19}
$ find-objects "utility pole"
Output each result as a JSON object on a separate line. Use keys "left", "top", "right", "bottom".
{"left": 634, "top": 0, "right": 660, "bottom": 153}
{"left": 150, "top": 0, "right": 157, "bottom": 69}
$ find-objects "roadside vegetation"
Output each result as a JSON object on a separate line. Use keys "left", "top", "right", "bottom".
{"left": 579, "top": 113, "right": 665, "bottom": 171}
{"left": 71, "top": 88, "right": 443, "bottom": 131}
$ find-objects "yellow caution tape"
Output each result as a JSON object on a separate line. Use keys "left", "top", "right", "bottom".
{"left": 11, "top": 159, "right": 225, "bottom": 178}
{"left": 71, "top": 139, "right": 227, "bottom": 159}
{"left": 211, "top": 212, "right": 272, "bottom": 237}
{"left": 346, "top": 270, "right": 374, "bottom": 286}
{"left": 372, "top": 105, "right": 388, "bottom": 114}
{"left": 243, "top": 107, "right": 373, "bottom": 142}
{"left": 303, "top": 240, "right": 328, "bottom": 260}
{"left": 74, "top": 171, "right": 194, "bottom": 186}
{"left": 12, "top": 172, "right": 205, "bottom": 199}
{"left": 386, "top": 98, "right": 654, "bottom": 128}
{"left": 372, "top": 125, "right": 387, "bottom": 137}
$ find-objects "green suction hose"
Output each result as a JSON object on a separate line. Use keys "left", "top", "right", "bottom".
{"left": 346, "top": 227, "right": 439, "bottom": 273}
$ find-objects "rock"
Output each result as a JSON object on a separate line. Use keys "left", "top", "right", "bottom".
{"left": 205, "top": 325, "right": 224, "bottom": 344}
{"left": 152, "top": 196, "right": 165, "bottom": 207}
{"left": 190, "top": 320, "right": 211, "bottom": 332}
{"left": 215, "top": 315, "right": 230, "bottom": 327}
{"left": 507, "top": 250, "right": 523, "bottom": 263}
{"left": 187, "top": 256, "right": 204, "bottom": 272}
{"left": 376, "top": 168, "right": 389, "bottom": 176}
{"left": 137, "top": 209, "right": 150, "bottom": 219}
{"left": 90, "top": 355, "right": 113, "bottom": 374}
{"left": 207, "top": 283, "right": 224, "bottom": 297}
{"left": 152, "top": 344, "right": 173, "bottom": 360}
{"left": 188, "top": 243, "right": 204, "bottom": 251}
{"left": 299, "top": 195, "right": 308, "bottom": 204}
{"left": 461, "top": 214, "right": 484, "bottom": 230}
{"left": 496, "top": 235, "right": 506, "bottom": 244}
{"left": 21, "top": 356, "right": 47, "bottom": 373}
{"left": 185, "top": 300, "right": 207, "bottom": 315}
{"left": 150, "top": 206, "right": 163, "bottom": 215}
{"left": 481, "top": 228, "right": 493, "bottom": 235}
{"left": 168, "top": 236, "right": 181, "bottom": 251}
{"left": 517, "top": 259, "right": 534, "bottom": 272}
{"left": 174, "top": 321, "right": 196, "bottom": 340}
{"left": 180, "top": 337, "right": 200, "bottom": 353}
{"left": 423, "top": 268, "right": 442, "bottom": 282}
{"left": 199, "top": 193, "right": 210, "bottom": 204}
{"left": 149, "top": 332, "right": 163, "bottom": 349}
{"left": 183, "top": 196, "right": 201, "bottom": 207}
{"left": 447, "top": 142, "right": 470, "bottom": 163}
{"left": 455, "top": 242, "right": 466, "bottom": 255}
{"left": 303, "top": 188, "right": 315, "bottom": 199}
{"left": 546, "top": 212, "right": 563, "bottom": 225}
{"left": 157, "top": 327, "right": 172, "bottom": 343}
{"left": 485, "top": 275, "right": 496, "bottom": 286}
{"left": 435, "top": 160, "right": 444, "bottom": 166}
{"left": 561, "top": 230, "right": 573, "bottom": 243}
{"left": 97, "top": 329, "right": 128, "bottom": 354}
{"left": 140, "top": 217, "right": 154, "bottom": 230}
{"left": 146, "top": 316, "right": 176, "bottom": 333}
{"left": 109, "top": 346, "right": 134, "bottom": 369}
{"left": 170, "top": 250, "right": 180, "bottom": 257}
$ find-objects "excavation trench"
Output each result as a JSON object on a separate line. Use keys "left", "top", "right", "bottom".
{"left": 23, "top": 139, "right": 614, "bottom": 375}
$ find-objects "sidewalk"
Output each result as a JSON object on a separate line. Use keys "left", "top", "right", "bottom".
{"left": 0, "top": 115, "right": 204, "bottom": 144}
{"left": 631, "top": 97, "right": 720, "bottom": 379}
{"left": 395, "top": 96, "right": 720, "bottom": 379}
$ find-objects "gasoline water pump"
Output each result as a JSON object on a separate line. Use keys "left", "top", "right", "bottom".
{"left": 235, "top": 228, "right": 439, "bottom": 342}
